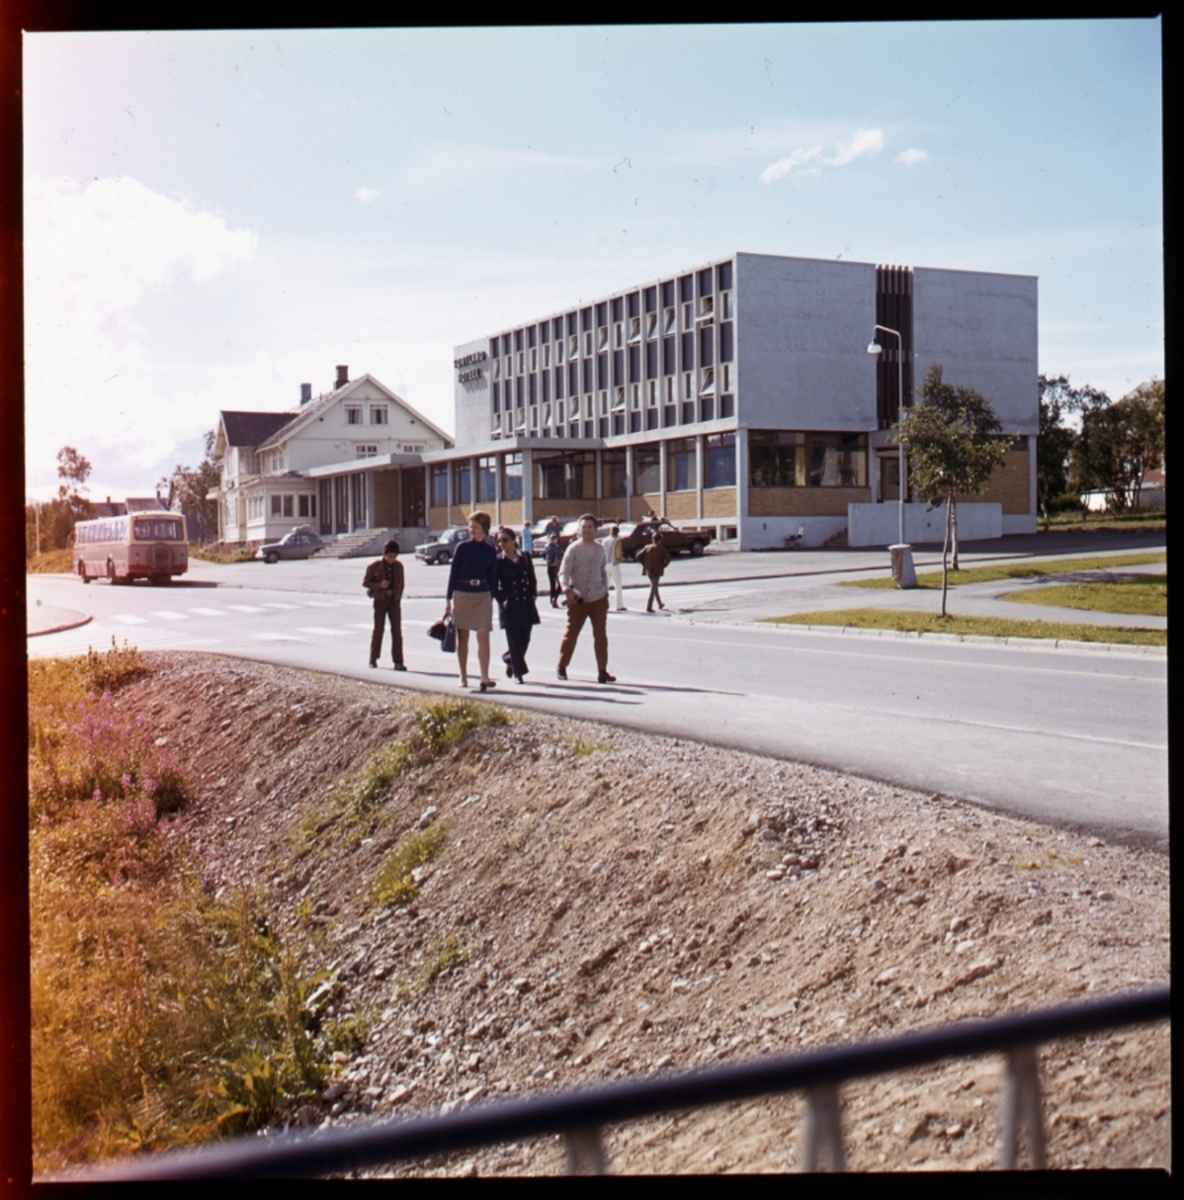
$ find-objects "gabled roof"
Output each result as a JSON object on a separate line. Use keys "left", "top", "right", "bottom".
{"left": 256, "top": 373, "right": 453, "bottom": 449}
{"left": 220, "top": 410, "right": 296, "bottom": 448}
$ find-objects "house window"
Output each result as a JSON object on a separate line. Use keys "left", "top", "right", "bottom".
{"left": 270, "top": 494, "right": 295, "bottom": 517}
{"left": 502, "top": 452, "right": 523, "bottom": 501}
{"left": 346, "top": 405, "right": 363, "bottom": 425}
{"left": 556, "top": 339, "right": 564, "bottom": 364}
{"left": 584, "top": 331, "right": 593, "bottom": 356}
{"left": 705, "top": 433, "right": 736, "bottom": 488}
{"left": 431, "top": 464, "right": 448, "bottom": 508}
{"left": 667, "top": 438, "right": 696, "bottom": 492}
{"left": 476, "top": 455, "right": 497, "bottom": 503}
{"left": 570, "top": 333, "right": 580, "bottom": 359}
{"left": 517, "top": 352, "right": 525, "bottom": 374}
{"left": 599, "top": 390, "right": 609, "bottom": 416}
{"left": 635, "top": 445, "right": 661, "bottom": 493}
{"left": 356, "top": 444, "right": 379, "bottom": 458}
{"left": 748, "top": 432, "right": 867, "bottom": 488}
{"left": 298, "top": 494, "right": 317, "bottom": 518}
{"left": 369, "top": 405, "right": 389, "bottom": 425}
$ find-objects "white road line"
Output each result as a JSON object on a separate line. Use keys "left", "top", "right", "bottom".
{"left": 295, "top": 626, "right": 352, "bottom": 637}
{"left": 300, "top": 601, "right": 340, "bottom": 608}
{"left": 261, "top": 602, "right": 302, "bottom": 609}
{"left": 254, "top": 633, "right": 306, "bottom": 642}
{"left": 190, "top": 607, "right": 227, "bottom": 617}
{"left": 111, "top": 614, "right": 147, "bottom": 624}
{"left": 348, "top": 623, "right": 375, "bottom": 630}
{"left": 225, "top": 604, "right": 268, "bottom": 613}
{"left": 151, "top": 611, "right": 188, "bottom": 620}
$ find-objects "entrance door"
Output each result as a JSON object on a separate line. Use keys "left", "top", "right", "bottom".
{"left": 401, "top": 467, "right": 426, "bottom": 527}
{"left": 879, "top": 455, "right": 901, "bottom": 502}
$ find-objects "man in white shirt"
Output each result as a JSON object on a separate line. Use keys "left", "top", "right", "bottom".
{"left": 600, "top": 524, "right": 626, "bottom": 610}
{"left": 557, "top": 514, "right": 615, "bottom": 683}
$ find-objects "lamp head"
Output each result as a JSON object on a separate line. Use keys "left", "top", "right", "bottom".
{"left": 866, "top": 341, "right": 883, "bottom": 356}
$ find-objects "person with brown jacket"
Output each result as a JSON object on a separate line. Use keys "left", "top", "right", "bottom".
{"left": 363, "top": 540, "right": 406, "bottom": 669}
{"left": 636, "top": 532, "right": 672, "bottom": 613}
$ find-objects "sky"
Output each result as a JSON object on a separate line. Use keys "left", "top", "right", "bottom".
{"left": 22, "top": 21, "right": 1163, "bottom": 503}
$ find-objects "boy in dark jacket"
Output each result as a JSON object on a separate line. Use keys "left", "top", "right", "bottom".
{"left": 363, "top": 540, "right": 406, "bottom": 669}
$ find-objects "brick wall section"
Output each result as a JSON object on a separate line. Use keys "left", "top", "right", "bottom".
{"left": 664, "top": 492, "right": 698, "bottom": 520}
{"left": 702, "top": 487, "right": 738, "bottom": 519}
{"left": 967, "top": 448, "right": 1031, "bottom": 515}
{"left": 631, "top": 492, "right": 663, "bottom": 519}
{"left": 530, "top": 498, "right": 598, "bottom": 522}
{"left": 499, "top": 500, "right": 523, "bottom": 527}
{"left": 748, "top": 486, "right": 871, "bottom": 517}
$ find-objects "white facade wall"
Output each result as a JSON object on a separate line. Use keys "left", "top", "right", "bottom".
{"left": 453, "top": 338, "right": 492, "bottom": 448}
{"left": 913, "top": 267, "right": 1038, "bottom": 435}
{"left": 733, "top": 254, "right": 877, "bottom": 431}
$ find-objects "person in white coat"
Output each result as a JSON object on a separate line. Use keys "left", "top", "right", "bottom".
{"left": 600, "top": 524, "right": 626, "bottom": 610}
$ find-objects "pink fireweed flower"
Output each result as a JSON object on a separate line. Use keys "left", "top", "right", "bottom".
{"left": 92, "top": 788, "right": 102, "bottom": 802}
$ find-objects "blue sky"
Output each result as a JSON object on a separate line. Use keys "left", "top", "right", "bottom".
{"left": 23, "top": 21, "right": 1163, "bottom": 502}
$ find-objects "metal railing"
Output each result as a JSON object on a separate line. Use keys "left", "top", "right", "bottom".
{"left": 48, "top": 983, "right": 1169, "bottom": 1180}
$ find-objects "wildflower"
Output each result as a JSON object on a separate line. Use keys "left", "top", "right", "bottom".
{"left": 92, "top": 788, "right": 102, "bottom": 802}
{"left": 122, "top": 773, "right": 133, "bottom": 790}
{"left": 143, "top": 778, "right": 156, "bottom": 797}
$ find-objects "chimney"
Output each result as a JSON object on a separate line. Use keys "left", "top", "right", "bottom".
{"left": 300, "top": 382, "right": 312, "bottom": 406}
{"left": 335, "top": 365, "right": 349, "bottom": 389}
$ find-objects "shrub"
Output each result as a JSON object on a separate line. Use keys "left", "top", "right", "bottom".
{"left": 415, "top": 696, "right": 508, "bottom": 758}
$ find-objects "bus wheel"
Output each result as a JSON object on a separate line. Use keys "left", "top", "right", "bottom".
{"left": 151, "top": 574, "right": 170, "bottom": 586}
{"left": 78, "top": 562, "right": 92, "bottom": 584}
{"left": 107, "top": 561, "right": 119, "bottom": 584}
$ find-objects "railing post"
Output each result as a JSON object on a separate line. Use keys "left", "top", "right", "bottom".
{"left": 565, "top": 1125, "right": 606, "bottom": 1175}
{"left": 998, "top": 1044, "right": 1046, "bottom": 1169}
{"left": 802, "top": 1084, "right": 845, "bottom": 1172}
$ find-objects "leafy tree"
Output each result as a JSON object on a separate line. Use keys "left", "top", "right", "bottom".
{"left": 1072, "top": 381, "right": 1165, "bottom": 512}
{"left": 1036, "top": 375, "right": 1080, "bottom": 522}
{"left": 30, "top": 446, "right": 96, "bottom": 554}
{"left": 894, "top": 363, "right": 1011, "bottom": 616}
{"left": 158, "top": 431, "right": 220, "bottom": 543}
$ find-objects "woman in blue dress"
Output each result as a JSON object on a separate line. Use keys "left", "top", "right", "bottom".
{"left": 493, "top": 527, "right": 540, "bottom": 683}
{"left": 445, "top": 511, "right": 499, "bottom": 690}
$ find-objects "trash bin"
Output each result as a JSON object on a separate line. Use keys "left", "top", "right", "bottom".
{"left": 889, "top": 543, "right": 917, "bottom": 589}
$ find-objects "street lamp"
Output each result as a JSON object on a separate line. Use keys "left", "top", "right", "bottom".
{"left": 867, "top": 325, "right": 915, "bottom": 587}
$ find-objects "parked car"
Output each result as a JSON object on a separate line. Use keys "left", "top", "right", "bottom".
{"left": 255, "top": 527, "right": 325, "bottom": 563}
{"left": 618, "top": 518, "right": 713, "bottom": 559}
{"left": 415, "top": 526, "right": 471, "bottom": 565}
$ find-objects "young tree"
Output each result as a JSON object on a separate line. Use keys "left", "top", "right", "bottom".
{"left": 895, "top": 363, "right": 1011, "bottom": 616}
{"left": 1036, "top": 375, "right": 1080, "bottom": 523}
{"left": 42, "top": 446, "right": 95, "bottom": 550}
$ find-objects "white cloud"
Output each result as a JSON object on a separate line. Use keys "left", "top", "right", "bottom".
{"left": 397, "top": 141, "right": 607, "bottom": 192}
{"left": 356, "top": 187, "right": 380, "bottom": 203}
{"left": 896, "top": 148, "right": 929, "bottom": 167}
{"left": 760, "top": 127, "right": 883, "bottom": 184}
{"left": 24, "top": 175, "right": 257, "bottom": 495}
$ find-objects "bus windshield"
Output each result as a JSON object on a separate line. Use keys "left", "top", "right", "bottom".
{"left": 132, "top": 517, "right": 185, "bottom": 542}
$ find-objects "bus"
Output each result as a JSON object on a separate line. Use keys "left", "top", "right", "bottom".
{"left": 73, "top": 512, "right": 189, "bottom": 585}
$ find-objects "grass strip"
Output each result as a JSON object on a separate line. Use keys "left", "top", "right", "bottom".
{"left": 763, "top": 608, "right": 1165, "bottom": 646}
{"left": 840, "top": 551, "right": 1166, "bottom": 590}
{"left": 1002, "top": 575, "right": 1166, "bottom": 617}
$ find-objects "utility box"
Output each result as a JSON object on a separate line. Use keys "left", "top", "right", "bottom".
{"left": 890, "top": 543, "right": 917, "bottom": 589}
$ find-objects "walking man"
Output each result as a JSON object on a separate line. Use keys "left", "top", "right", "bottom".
{"left": 521, "top": 522, "right": 533, "bottom": 557}
{"left": 636, "top": 532, "right": 672, "bottom": 613}
{"left": 363, "top": 539, "right": 406, "bottom": 669}
{"left": 557, "top": 514, "right": 615, "bottom": 683}
{"left": 601, "top": 524, "right": 626, "bottom": 610}
{"left": 545, "top": 532, "right": 564, "bottom": 607}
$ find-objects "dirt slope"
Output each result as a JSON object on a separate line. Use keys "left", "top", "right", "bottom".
{"left": 112, "top": 653, "right": 1170, "bottom": 1174}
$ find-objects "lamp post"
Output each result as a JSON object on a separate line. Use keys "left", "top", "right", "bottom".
{"left": 867, "top": 325, "right": 915, "bottom": 587}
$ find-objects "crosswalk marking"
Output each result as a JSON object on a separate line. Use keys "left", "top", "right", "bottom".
{"left": 190, "top": 607, "right": 227, "bottom": 617}
{"left": 254, "top": 632, "right": 305, "bottom": 642}
{"left": 225, "top": 604, "right": 268, "bottom": 613}
{"left": 295, "top": 626, "right": 352, "bottom": 637}
{"left": 261, "top": 602, "right": 302, "bottom": 610}
{"left": 111, "top": 614, "right": 147, "bottom": 624}
{"left": 151, "top": 611, "right": 187, "bottom": 620}
{"left": 300, "top": 601, "right": 339, "bottom": 608}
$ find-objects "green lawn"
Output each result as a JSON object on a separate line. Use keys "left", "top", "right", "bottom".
{"left": 762, "top": 607, "right": 1165, "bottom": 647}
{"left": 841, "top": 551, "right": 1166, "bottom": 590}
{"left": 1003, "top": 575, "right": 1166, "bottom": 617}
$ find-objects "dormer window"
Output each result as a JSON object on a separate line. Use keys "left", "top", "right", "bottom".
{"left": 369, "top": 405, "right": 389, "bottom": 425}
{"left": 346, "top": 405, "right": 363, "bottom": 425}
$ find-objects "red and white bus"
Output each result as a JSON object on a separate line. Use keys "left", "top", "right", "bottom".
{"left": 73, "top": 512, "right": 189, "bottom": 585}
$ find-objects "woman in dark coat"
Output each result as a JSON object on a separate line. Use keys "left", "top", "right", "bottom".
{"left": 493, "top": 527, "right": 540, "bottom": 683}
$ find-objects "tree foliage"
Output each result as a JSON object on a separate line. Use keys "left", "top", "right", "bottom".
{"left": 1073, "top": 380, "right": 1164, "bottom": 512}
{"left": 28, "top": 446, "right": 95, "bottom": 556}
{"left": 894, "top": 363, "right": 1011, "bottom": 614}
{"left": 158, "top": 431, "right": 220, "bottom": 543}
{"left": 1036, "top": 375, "right": 1082, "bottom": 520}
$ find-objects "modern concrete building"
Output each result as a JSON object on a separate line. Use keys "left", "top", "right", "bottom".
{"left": 441, "top": 252, "right": 1038, "bottom": 548}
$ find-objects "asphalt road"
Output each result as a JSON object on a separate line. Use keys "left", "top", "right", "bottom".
{"left": 27, "top": 542, "right": 1168, "bottom": 849}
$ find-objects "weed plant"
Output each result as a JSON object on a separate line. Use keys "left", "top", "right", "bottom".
{"left": 29, "top": 646, "right": 345, "bottom": 1169}
{"left": 399, "top": 933, "right": 467, "bottom": 998}
{"left": 372, "top": 821, "right": 447, "bottom": 906}
{"left": 415, "top": 695, "right": 508, "bottom": 757}
{"left": 562, "top": 734, "right": 613, "bottom": 757}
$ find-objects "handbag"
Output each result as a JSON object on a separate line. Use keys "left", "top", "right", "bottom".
{"left": 440, "top": 617, "right": 457, "bottom": 654}
{"left": 428, "top": 617, "right": 447, "bottom": 641}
